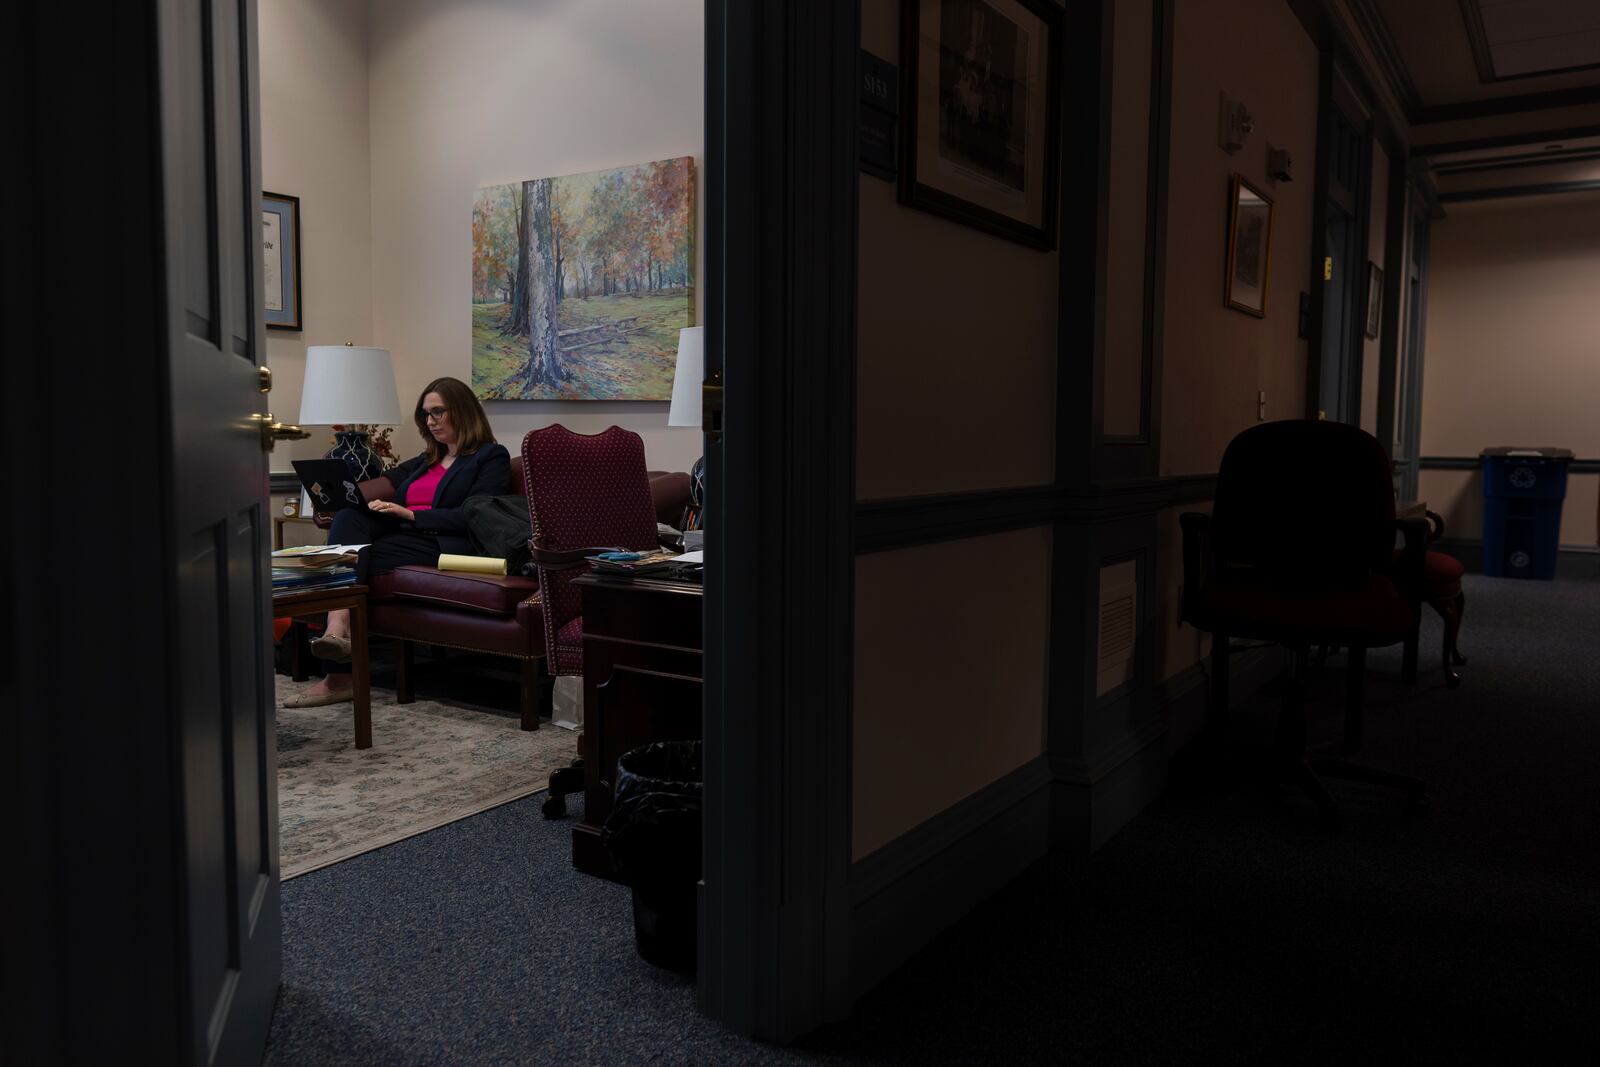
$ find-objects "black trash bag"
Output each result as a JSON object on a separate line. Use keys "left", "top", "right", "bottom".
{"left": 601, "top": 740, "right": 703, "bottom": 972}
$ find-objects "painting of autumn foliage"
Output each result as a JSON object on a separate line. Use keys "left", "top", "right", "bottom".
{"left": 471, "top": 157, "right": 695, "bottom": 401}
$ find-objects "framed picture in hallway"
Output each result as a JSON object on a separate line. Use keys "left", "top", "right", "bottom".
{"left": 898, "top": 0, "right": 1062, "bottom": 250}
{"left": 1364, "top": 261, "right": 1384, "bottom": 338}
{"left": 261, "top": 191, "right": 302, "bottom": 331}
{"left": 1224, "top": 174, "right": 1274, "bottom": 317}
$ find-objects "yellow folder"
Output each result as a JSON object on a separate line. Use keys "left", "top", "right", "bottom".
{"left": 436, "top": 553, "right": 508, "bottom": 576}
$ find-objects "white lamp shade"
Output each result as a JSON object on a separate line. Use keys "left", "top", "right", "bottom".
{"left": 668, "top": 327, "right": 704, "bottom": 428}
{"left": 298, "top": 345, "right": 402, "bottom": 425}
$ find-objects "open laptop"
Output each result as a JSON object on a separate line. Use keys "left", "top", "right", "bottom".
{"left": 291, "top": 459, "right": 366, "bottom": 513}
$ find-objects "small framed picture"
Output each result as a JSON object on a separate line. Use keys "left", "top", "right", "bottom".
{"left": 1364, "top": 261, "right": 1384, "bottom": 338}
{"left": 262, "top": 191, "right": 302, "bottom": 331}
{"left": 1224, "top": 174, "right": 1274, "bottom": 317}
{"left": 898, "top": 0, "right": 1062, "bottom": 250}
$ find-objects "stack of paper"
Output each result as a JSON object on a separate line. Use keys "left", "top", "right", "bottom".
{"left": 271, "top": 544, "right": 368, "bottom": 569}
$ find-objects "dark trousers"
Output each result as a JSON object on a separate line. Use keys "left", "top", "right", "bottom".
{"left": 322, "top": 508, "right": 442, "bottom": 674}
{"left": 328, "top": 508, "right": 442, "bottom": 583}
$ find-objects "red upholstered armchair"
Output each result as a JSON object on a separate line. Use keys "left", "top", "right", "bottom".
{"left": 521, "top": 425, "right": 664, "bottom": 818}
{"left": 1179, "top": 419, "right": 1430, "bottom": 828}
{"left": 305, "top": 454, "right": 691, "bottom": 730}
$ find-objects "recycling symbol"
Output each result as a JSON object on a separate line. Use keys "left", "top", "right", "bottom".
{"left": 1509, "top": 467, "right": 1536, "bottom": 489}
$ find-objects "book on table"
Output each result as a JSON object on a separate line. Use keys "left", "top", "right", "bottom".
{"left": 586, "top": 549, "right": 702, "bottom": 579}
{"left": 270, "top": 543, "right": 368, "bottom": 569}
{"left": 272, "top": 565, "right": 357, "bottom": 592}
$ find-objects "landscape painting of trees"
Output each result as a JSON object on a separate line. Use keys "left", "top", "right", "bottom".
{"left": 471, "top": 156, "right": 695, "bottom": 400}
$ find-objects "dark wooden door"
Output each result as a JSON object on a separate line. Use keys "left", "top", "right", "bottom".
{"left": 157, "top": 0, "right": 283, "bottom": 1060}
{"left": 8, "top": 1, "right": 279, "bottom": 1061}
{"left": 1318, "top": 99, "right": 1367, "bottom": 425}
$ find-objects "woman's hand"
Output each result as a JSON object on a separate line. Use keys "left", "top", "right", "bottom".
{"left": 368, "top": 499, "right": 415, "bottom": 522}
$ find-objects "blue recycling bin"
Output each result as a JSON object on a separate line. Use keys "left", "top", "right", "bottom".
{"left": 1480, "top": 447, "right": 1573, "bottom": 579}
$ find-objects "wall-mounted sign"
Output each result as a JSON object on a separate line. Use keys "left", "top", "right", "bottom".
{"left": 860, "top": 50, "right": 897, "bottom": 181}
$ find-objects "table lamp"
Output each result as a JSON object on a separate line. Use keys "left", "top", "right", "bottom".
{"left": 668, "top": 327, "right": 705, "bottom": 529}
{"left": 299, "top": 343, "right": 402, "bottom": 480}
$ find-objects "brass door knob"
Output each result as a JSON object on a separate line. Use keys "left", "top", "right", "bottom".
{"left": 252, "top": 412, "right": 311, "bottom": 452}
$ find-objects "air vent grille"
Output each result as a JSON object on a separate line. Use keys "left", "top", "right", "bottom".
{"left": 1096, "top": 561, "right": 1138, "bottom": 696}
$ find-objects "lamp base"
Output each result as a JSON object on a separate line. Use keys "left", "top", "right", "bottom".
{"left": 327, "top": 430, "right": 384, "bottom": 482}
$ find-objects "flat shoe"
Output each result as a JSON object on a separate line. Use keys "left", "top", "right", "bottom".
{"left": 309, "top": 634, "right": 352, "bottom": 662}
{"left": 283, "top": 687, "right": 353, "bottom": 708}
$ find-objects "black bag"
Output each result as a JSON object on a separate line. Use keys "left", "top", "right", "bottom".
{"left": 462, "top": 494, "right": 535, "bottom": 576}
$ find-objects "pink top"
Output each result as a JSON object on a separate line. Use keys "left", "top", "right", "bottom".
{"left": 405, "top": 462, "right": 449, "bottom": 511}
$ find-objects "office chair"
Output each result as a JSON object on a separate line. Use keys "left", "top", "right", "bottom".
{"left": 521, "top": 425, "right": 662, "bottom": 819}
{"left": 1180, "top": 419, "right": 1430, "bottom": 828}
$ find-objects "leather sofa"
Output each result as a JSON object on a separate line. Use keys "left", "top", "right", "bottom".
{"left": 317, "top": 456, "right": 692, "bottom": 729}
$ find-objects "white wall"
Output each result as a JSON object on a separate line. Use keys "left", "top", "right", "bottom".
{"left": 259, "top": 0, "right": 374, "bottom": 472}
{"left": 1159, "top": 0, "right": 1318, "bottom": 476}
{"left": 365, "top": 0, "right": 705, "bottom": 473}
{"left": 1419, "top": 192, "right": 1600, "bottom": 547}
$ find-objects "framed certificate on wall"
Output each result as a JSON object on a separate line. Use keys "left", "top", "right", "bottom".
{"left": 262, "top": 191, "right": 302, "bottom": 331}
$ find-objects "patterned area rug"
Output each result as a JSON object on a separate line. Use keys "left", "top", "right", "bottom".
{"left": 276, "top": 676, "right": 578, "bottom": 879}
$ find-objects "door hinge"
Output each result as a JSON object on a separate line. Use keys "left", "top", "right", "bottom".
{"left": 1324, "top": 256, "right": 1334, "bottom": 281}
{"left": 702, "top": 369, "right": 724, "bottom": 445}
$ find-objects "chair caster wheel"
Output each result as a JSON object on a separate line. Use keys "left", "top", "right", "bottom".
{"left": 541, "top": 794, "right": 567, "bottom": 819}
{"left": 1451, "top": 651, "right": 1467, "bottom": 666}
{"left": 1445, "top": 670, "right": 1461, "bottom": 689}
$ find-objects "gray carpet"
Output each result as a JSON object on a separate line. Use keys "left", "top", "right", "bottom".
{"left": 268, "top": 575, "right": 1600, "bottom": 1064}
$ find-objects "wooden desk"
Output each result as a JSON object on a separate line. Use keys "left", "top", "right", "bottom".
{"left": 570, "top": 573, "right": 703, "bottom": 880}
{"left": 271, "top": 583, "right": 372, "bottom": 749}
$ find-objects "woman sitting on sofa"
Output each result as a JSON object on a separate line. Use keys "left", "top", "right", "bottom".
{"left": 286, "top": 375, "right": 511, "bottom": 708}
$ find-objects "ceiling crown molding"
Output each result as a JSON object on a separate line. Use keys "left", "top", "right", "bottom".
{"left": 1345, "top": 0, "right": 1422, "bottom": 117}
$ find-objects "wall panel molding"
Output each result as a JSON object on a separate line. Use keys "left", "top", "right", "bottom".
{"left": 854, "top": 475, "right": 1218, "bottom": 554}
{"left": 848, "top": 756, "right": 1053, "bottom": 998}
{"left": 1421, "top": 455, "right": 1600, "bottom": 473}
{"left": 1090, "top": 0, "right": 1173, "bottom": 479}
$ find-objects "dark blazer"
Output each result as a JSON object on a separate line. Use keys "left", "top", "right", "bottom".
{"left": 385, "top": 442, "right": 511, "bottom": 552}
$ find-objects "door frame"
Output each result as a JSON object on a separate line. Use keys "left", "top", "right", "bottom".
{"left": 1395, "top": 184, "right": 1434, "bottom": 504}
{"left": 698, "top": 0, "right": 858, "bottom": 1039}
{"left": 1306, "top": 53, "right": 1374, "bottom": 423}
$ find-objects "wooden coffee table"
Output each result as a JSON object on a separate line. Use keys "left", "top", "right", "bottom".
{"left": 271, "top": 582, "right": 372, "bottom": 748}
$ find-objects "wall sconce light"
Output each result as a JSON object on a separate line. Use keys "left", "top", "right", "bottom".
{"left": 1219, "top": 92, "right": 1253, "bottom": 155}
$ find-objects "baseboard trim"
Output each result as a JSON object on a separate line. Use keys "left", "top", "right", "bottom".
{"left": 848, "top": 755, "right": 1053, "bottom": 998}
{"left": 842, "top": 645, "right": 1284, "bottom": 1002}
{"left": 1160, "top": 643, "right": 1282, "bottom": 754}
{"left": 1435, "top": 538, "right": 1600, "bottom": 581}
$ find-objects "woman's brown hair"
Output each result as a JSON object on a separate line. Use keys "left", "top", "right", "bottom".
{"left": 413, "top": 376, "right": 495, "bottom": 464}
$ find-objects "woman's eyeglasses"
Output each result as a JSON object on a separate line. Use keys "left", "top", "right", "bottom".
{"left": 421, "top": 406, "right": 449, "bottom": 421}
